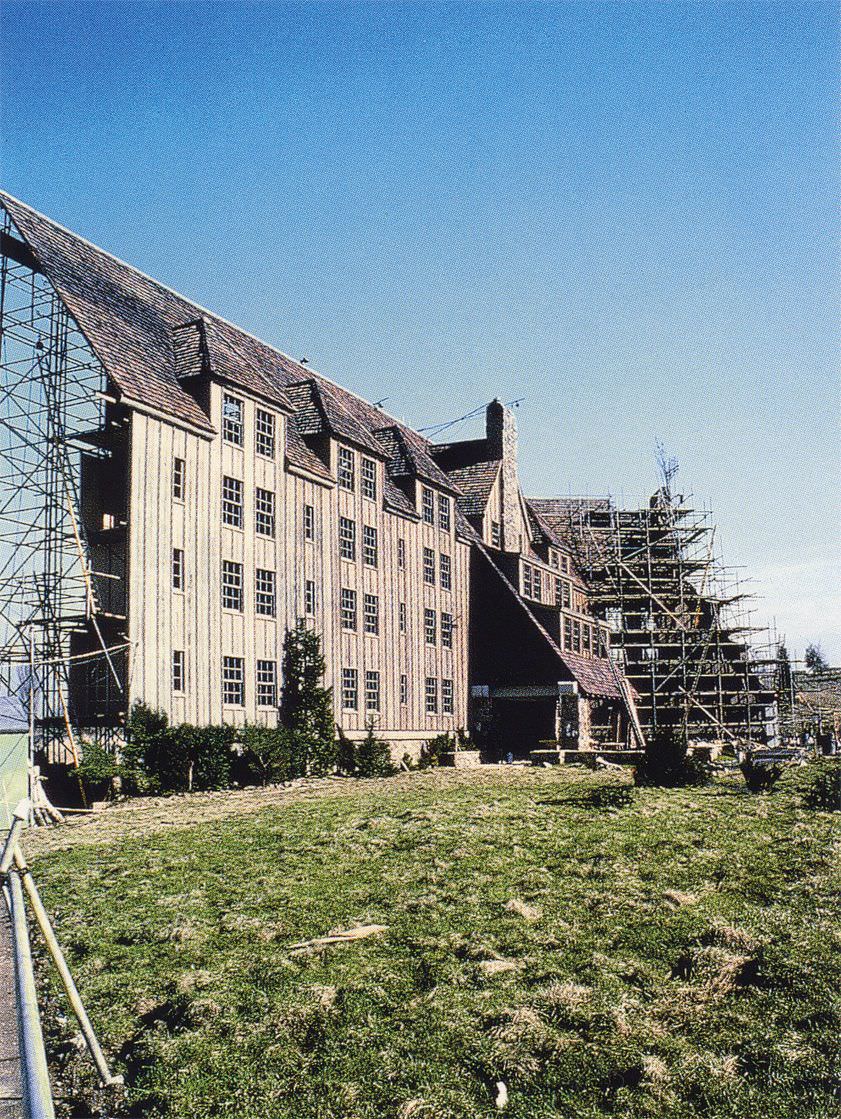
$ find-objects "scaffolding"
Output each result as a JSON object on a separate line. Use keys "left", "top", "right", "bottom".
{"left": 0, "top": 213, "right": 128, "bottom": 765}
{"left": 562, "top": 483, "right": 777, "bottom": 746}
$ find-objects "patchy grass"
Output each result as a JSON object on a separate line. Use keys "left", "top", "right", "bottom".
{"left": 26, "top": 766, "right": 841, "bottom": 1119}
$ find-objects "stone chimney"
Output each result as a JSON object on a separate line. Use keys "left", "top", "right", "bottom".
{"left": 486, "top": 400, "right": 521, "bottom": 552}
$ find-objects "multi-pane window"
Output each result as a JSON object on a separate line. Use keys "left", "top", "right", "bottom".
{"left": 222, "top": 656, "right": 244, "bottom": 705}
{"left": 550, "top": 550, "right": 560, "bottom": 570}
{"left": 303, "top": 504, "right": 315, "bottom": 541}
{"left": 365, "top": 670, "right": 380, "bottom": 711}
{"left": 362, "top": 525, "right": 378, "bottom": 567}
{"left": 361, "top": 457, "right": 377, "bottom": 501}
{"left": 573, "top": 621, "right": 582, "bottom": 653}
{"left": 399, "top": 602, "right": 407, "bottom": 634}
{"left": 442, "top": 678, "right": 454, "bottom": 715}
{"left": 222, "top": 476, "right": 243, "bottom": 528}
{"left": 440, "top": 553, "right": 452, "bottom": 591}
{"left": 255, "top": 568, "right": 276, "bottom": 617}
{"left": 172, "top": 548, "right": 184, "bottom": 591}
{"left": 363, "top": 593, "right": 379, "bottom": 636}
{"left": 424, "top": 608, "right": 437, "bottom": 645}
{"left": 523, "top": 564, "right": 533, "bottom": 598}
{"left": 172, "top": 457, "right": 185, "bottom": 501}
{"left": 342, "top": 668, "right": 358, "bottom": 709}
{"left": 554, "top": 577, "right": 563, "bottom": 607}
{"left": 533, "top": 568, "right": 542, "bottom": 602}
{"left": 305, "top": 579, "right": 316, "bottom": 616}
{"left": 255, "top": 408, "right": 275, "bottom": 458}
{"left": 423, "top": 547, "right": 435, "bottom": 585}
{"left": 172, "top": 650, "right": 184, "bottom": 692}
{"left": 256, "top": 660, "right": 277, "bottom": 707}
{"left": 438, "top": 494, "right": 451, "bottom": 532}
{"left": 222, "top": 394, "right": 244, "bottom": 445}
{"left": 255, "top": 488, "right": 275, "bottom": 537}
{"left": 441, "top": 611, "right": 453, "bottom": 649}
{"left": 561, "top": 580, "right": 571, "bottom": 609}
{"left": 338, "top": 446, "right": 355, "bottom": 490}
{"left": 339, "top": 516, "right": 356, "bottom": 561}
{"left": 422, "top": 487, "right": 435, "bottom": 525}
{"left": 340, "top": 588, "right": 357, "bottom": 630}
{"left": 425, "top": 676, "right": 438, "bottom": 714}
{"left": 491, "top": 521, "right": 501, "bottom": 548}
{"left": 400, "top": 673, "right": 408, "bottom": 706}
{"left": 563, "top": 617, "right": 573, "bottom": 651}
{"left": 583, "top": 624, "right": 592, "bottom": 654}
{"left": 222, "top": 560, "right": 243, "bottom": 611}
{"left": 397, "top": 538, "right": 406, "bottom": 569}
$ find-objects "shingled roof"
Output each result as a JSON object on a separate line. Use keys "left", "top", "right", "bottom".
{"left": 444, "top": 460, "right": 501, "bottom": 517}
{"left": 0, "top": 193, "right": 466, "bottom": 502}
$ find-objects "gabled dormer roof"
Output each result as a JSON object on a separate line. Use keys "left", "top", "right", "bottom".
{"left": 373, "top": 425, "right": 461, "bottom": 496}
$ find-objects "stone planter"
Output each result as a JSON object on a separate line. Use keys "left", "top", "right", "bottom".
{"left": 440, "top": 749, "right": 482, "bottom": 770}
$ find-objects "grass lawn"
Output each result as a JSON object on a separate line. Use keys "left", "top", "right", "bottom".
{"left": 26, "top": 766, "right": 840, "bottom": 1119}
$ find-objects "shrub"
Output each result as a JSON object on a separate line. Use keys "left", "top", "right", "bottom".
{"left": 239, "top": 724, "right": 295, "bottom": 785}
{"left": 419, "top": 733, "right": 452, "bottom": 770}
{"left": 336, "top": 727, "right": 357, "bottom": 776}
{"left": 802, "top": 759, "right": 841, "bottom": 810}
{"left": 355, "top": 721, "right": 396, "bottom": 778}
{"left": 740, "top": 754, "right": 784, "bottom": 793}
{"left": 73, "top": 739, "right": 123, "bottom": 800}
{"left": 635, "top": 725, "right": 711, "bottom": 788}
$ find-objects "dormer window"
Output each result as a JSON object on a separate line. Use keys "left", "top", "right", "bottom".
{"left": 338, "top": 446, "right": 355, "bottom": 491}
{"left": 422, "top": 487, "right": 435, "bottom": 525}
{"left": 222, "top": 394, "right": 244, "bottom": 446}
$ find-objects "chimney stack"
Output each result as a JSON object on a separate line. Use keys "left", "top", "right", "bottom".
{"left": 486, "top": 400, "right": 521, "bottom": 551}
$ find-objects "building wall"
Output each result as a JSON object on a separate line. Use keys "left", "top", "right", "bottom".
{"left": 126, "top": 383, "right": 469, "bottom": 754}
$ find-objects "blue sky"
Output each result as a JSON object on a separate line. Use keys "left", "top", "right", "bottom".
{"left": 2, "top": 0, "right": 838, "bottom": 661}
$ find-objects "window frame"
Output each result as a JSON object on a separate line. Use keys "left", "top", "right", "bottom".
{"left": 221, "top": 560, "right": 244, "bottom": 612}
{"left": 440, "top": 552, "right": 452, "bottom": 591}
{"left": 172, "top": 457, "right": 185, "bottom": 502}
{"left": 424, "top": 607, "right": 437, "bottom": 646}
{"left": 363, "top": 592, "right": 380, "bottom": 636}
{"left": 340, "top": 587, "right": 357, "bottom": 631}
{"left": 255, "top": 487, "right": 276, "bottom": 538}
{"left": 365, "top": 669, "right": 381, "bottom": 711}
{"left": 255, "top": 567, "right": 276, "bottom": 617}
{"left": 222, "top": 655, "right": 245, "bottom": 706}
{"left": 256, "top": 659, "right": 278, "bottom": 707}
{"left": 361, "top": 456, "right": 377, "bottom": 501}
{"left": 172, "top": 649, "right": 185, "bottom": 693}
{"left": 222, "top": 475, "right": 244, "bottom": 529}
{"left": 172, "top": 547, "right": 184, "bottom": 591}
{"left": 337, "top": 446, "right": 356, "bottom": 491}
{"left": 425, "top": 676, "right": 438, "bottom": 714}
{"left": 339, "top": 516, "right": 356, "bottom": 562}
{"left": 342, "top": 667, "right": 358, "bottom": 710}
{"left": 423, "top": 546, "right": 435, "bottom": 586}
{"left": 255, "top": 407, "right": 276, "bottom": 459}
{"left": 222, "top": 393, "right": 244, "bottom": 446}
{"left": 362, "top": 524, "right": 378, "bottom": 568}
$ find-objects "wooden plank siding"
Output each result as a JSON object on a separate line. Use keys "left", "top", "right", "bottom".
{"left": 126, "top": 383, "right": 469, "bottom": 756}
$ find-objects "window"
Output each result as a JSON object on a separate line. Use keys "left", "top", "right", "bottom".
{"left": 491, "top": 520, "right": 501, "bottom": 548}
{"left": 255, "top": 568, "right": 276, "bottom": 617}
{"left": 365, "top": 670, "right": 380, "bottom": 711}
{"left": 223, "top": 394, "right": 244, "bottom": 445}
{"left": 363, "top": 593, "right": 379, "bottom": 636}
{"left": 339, "top": 516, "right": 356, "bottom": 561}
{"left": 340, "top": 587, "right": 357, "bottom": 630}
{"left": 438, "top": 494, "right": 451, "bottom": 532}
{"left": 303, "top": 504, "right": 315, "bottom": 541}
{"left": 304, "top": 579, "right": 316, "bottom": 616}
{"left": 172, "top": 650, "right": 184, "bottom": 692}
{"left": 561, "top": 580, "right": 571, "bottom": 609}
{"left": 361, "top": 457, "right": 377, "bottom": 501}
{"left": 573, "top": 620, "right": 581, "bottom": 653}
{"left": 563, "top": 617, "right": 573, "bottom": 651}
{"left": 424, "top": 608, "right": 436, "bottom": 645}
{"left": 255, "top": 488, "right": 275, "bottom": 537}
{"left": 523, "top": 564, "right": 533, "bottom": 598}
{"left": 554, "top": 577, "right": 563, "bottom": 607}
{"left": 342, "top": 667, "right": 358, "bottom": 709}
{"left": 533, "top": 568, "right": 542, "bottom": 602}
{"left": 255, "top": 408, "right": 275, "bottom": 458}
{"left": 425, "top": 676, "right": 438, "bottom": 714}
{"left": 399, "top": 602, "right": 407, "bottom": 634}
{"left": 222, "top": 560, "right": 243, "bottom": 611}
{"left": 422, "top": 487, "right": 435, "bottom": 525}
{"left": 423, "top": 547, "right": 435, "bottom": 585}
{"left": 222, "top": 476, "right": 243, "bottom": 528}
{"left": 598, "top": 629, "right": 609, "bottom": 658}
{"left": 400, "top": 673, "right": 408, "bottom": 706}
{"left": 256, "top": 660, "right": 277, "bottom": 706}
{"left": 583, "top": 624, "right": 592, "bottom": 654}
{"left": 442, "top": 678, "right": 454, "bottom": 715}
{"left": 563, "top": 556, "right": 571, "bottom": 574}
{"left": 440, "top": 553, "right": 451, "bottom": 591}
{"left": 172, "top": 457, "right": 185, "bottom": 501}
{"left": 550, "top": 550, "right": 559, "bottom": 570}
{"left": 222, "top": 656, "right": 244, "bottom": 705}
{"left": 362, "top": 524, "right": 378, "bottom": 567}
{"left": 172, "top": 548, "right": 184, "bottom": 591}
{"left": 441, "top": 611, "right": 453, "bottom": 649}
{"left": 397, "top": 538, "right": 406, "bottom": 569}
{"left": 338, "top": 446, "right": 355, "bottom": 490}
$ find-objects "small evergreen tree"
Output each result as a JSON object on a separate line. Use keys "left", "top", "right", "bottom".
{"left": 336, "top": 726, "right": 357, "bottom": 776}
{"left": 355, "top": 719, "right": 396, "bottom": 778}
{"left": 239, "top": 724, "right": 294, "bottom": 785}
{"left": 282, "top": 621, "right": 337, "bottom": 775}
{"left": 634, "top": 724, "right": 710, "bottom": 788}
{"left": 804, "top": 643, "right": 829, "bottom": 674}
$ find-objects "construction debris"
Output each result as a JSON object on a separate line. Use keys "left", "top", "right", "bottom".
{"left": 287, "top": 924, "right": 387, "bottom": 952}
